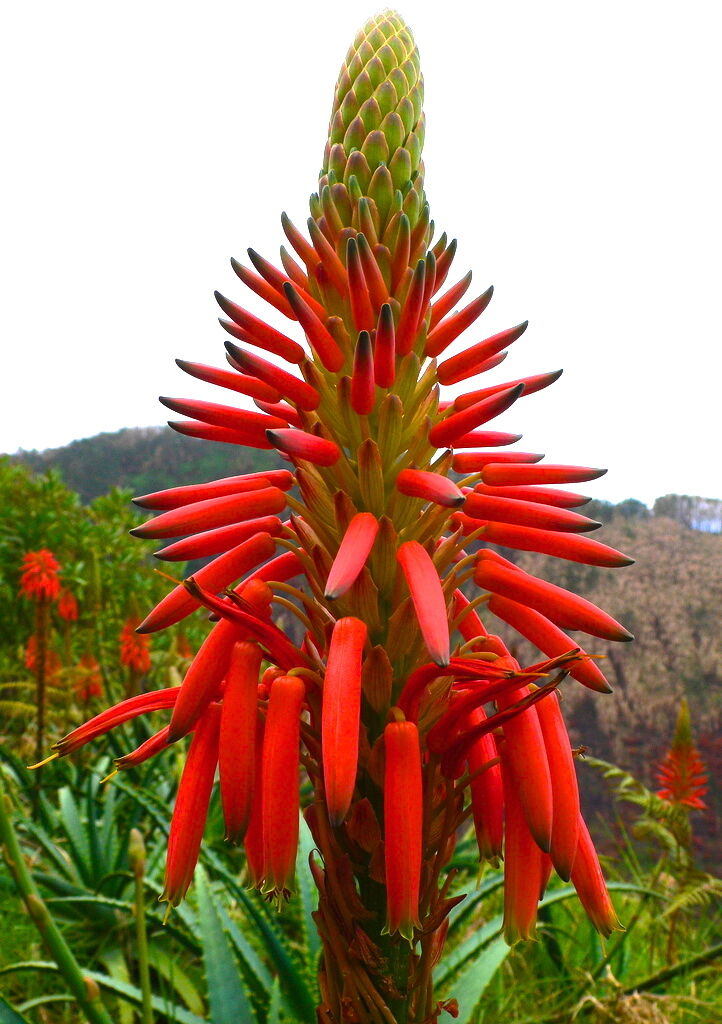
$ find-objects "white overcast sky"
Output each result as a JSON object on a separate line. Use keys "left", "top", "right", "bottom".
{"left": 2, "top": 1, "right": 720, "bottom": 506}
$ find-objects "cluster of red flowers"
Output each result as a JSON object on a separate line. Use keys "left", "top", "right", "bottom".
{"left": 656, "top": 699, "right": 708, "bottom": 810}
{"left": 119, "top": 619, "right": 152, "bottom": 674}
{"left": 25, "top": 635, "right": 62, "bottom": 686}
{"left": 19, "top": 549, "right": 61, "bottom": 603}
{"left": 57, "top": 588, "right": 79, "bottom": 621}
{"left": 73, "top": 653, "right": 103, "bottom": 703}
{"left": 44, "top": 12, "right": 636, "bottom": 1016}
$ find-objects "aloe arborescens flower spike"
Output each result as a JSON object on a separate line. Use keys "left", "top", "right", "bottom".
{"left": 45, "top": 11, "right": 634, "bottom": 1021}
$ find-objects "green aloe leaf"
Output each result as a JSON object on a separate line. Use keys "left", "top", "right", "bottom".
{"left": 0, "top": 994, "right": 31, "bottom": 1024}
{"left": 195, "top": 866, "right": 257, "bottom": 1024}
{"left": 452, "top": 935, "right": 510, "bottom": 1024}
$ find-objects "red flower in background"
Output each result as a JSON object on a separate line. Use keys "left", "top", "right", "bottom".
{"left": 57, "top": 589, "right": 79, "bottom": 621}
{"left": 74, "top": 654, "right": 103, "bottom": 703}
{"left": 19, "top": 550, "right": 61, "bottom": 603}
{"left": 120, "top": 620, "right": 152, "bottom": 674}
{"left": 25, "top": 635, "right": 62, "bottom": 685}
{"left": 656, "top": 699, "right": 708, "bottom": 810}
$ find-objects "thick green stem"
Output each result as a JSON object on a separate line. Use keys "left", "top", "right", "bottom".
{"left": 0, "top": 771, "right": 115, "bottom": 1024}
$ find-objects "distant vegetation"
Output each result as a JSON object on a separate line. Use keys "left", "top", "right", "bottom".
{"left": 9, "top": 425, "right": 286, "bottom": 503}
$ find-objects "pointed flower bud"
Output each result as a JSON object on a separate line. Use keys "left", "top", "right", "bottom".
{"left": 162, "top": 704, "right": 221, "bottom": 908}
{"left": 397, "top": 541, "right": 450, "bottom": 666}
{"left": 262, "top": 674, "right": 306, "bottom": 894}
{"left": 384, "top": 719, "right": 423, "bottom": 941}
{"left": 322, "top": 617, "right": 368, "bottom": 825}
{"left": 325, "top": 513, "right": 379, "bottom": 599}
{"left": 220, "top": 642, "right": 264, "bottom": 843}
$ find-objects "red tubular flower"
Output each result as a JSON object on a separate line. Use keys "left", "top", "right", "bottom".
{"left": 115, "top": 725, "right": 172, "bottom": 771}
{"left": 119, "top": 619, "right": 152, "bottom": 673}
{"left": 131, "top": 486, "right": 287, "bottom": 540}
{"left": 570, "top": 817, "right": 620, "bottom": 937}
{"left": 397, "top": 541, "right": 450, "bottom": 667}
{"left": 475, "top": 557, "right": 634, "bottom": 643}
{"left": 244, "top": 709, "right": 266, "bottom": 886}
{"left": 322, "top": 617, "right": 368, "bottom": 826}
{"left": 467, "top": 708, "right": 504, "bottom": 861}
{"left": 429, "top": 272, "right": 474, "bottom": 329}
{"left": 452, "top": 451, "right": 544, "bottom": 472}
{"left": 384, "top": 719, "right": 423, "bottom": 940}
{"left": 463, "top": 492, "right": 599, "bottom": 534}
{"left": 497, "top": 685, "right": 554, "bottom": 853}
{"left": 488, "top": 594, "right": 612, "bottom": 693}
{"left": 214, "top": 290, "right": 305, "bottom": 362}
{"left": 471, "top": 521, "right": 634, "bottom": 568}
{"left": 481, "top": 463, "right": 606, "bottom": 487}
{"left": 436, "top": 322, "right": 529, "bottom": 383}
{"left": 500, "top": 740, "right": 549, "bottom": 943}
{"left": 656, "top": 699, "right": 708, "bottom": 809}
{"left": 283, "top": 283, "right": 344, "bottom": 371}
{"left": 175, "top": 358, "right": 282, "bottom": 402}
{"left": 471, "top": 483, "right": 591, "bottom": 508}
{"left": 266, "top": 428, "right": 341, "bottom": 466}
{"left": 20, "top": 550, "right": 61, "bottom": 602}
{"left": 154, "top": 515, "right": 284, "bottom": 562}
{"left": 534, "top": 689, "right": 580, "bottom": 881}
{"left": 220, "top": 642, "right": 264, "bottom": 842}
{"left": 224, "top": 342, "right": 321, "bottom": 410}
{"left": 429, "top": 385, "right": 524, "bottom": 448}
{"left": 51, "top": 687, "right": 179, "bottom": 757}
{"left": 351, "top": 331, "right": 376, "bottom": 415}
{"left": 162, "top": 704, "right": 221, "bottom": 908}
{"left": 396, "top": 469, "right": 465, "bottom": 508}
{"left": 137, "top": 532, "right": 277, "bottom": 634}
{"left": 374, "top": 303, "right": 396, "bottom": 387}
{"left": 325, "top": 513, "right": 379, "bottom": 599}
{"left": 454, "top": 370, "right": 563, "bottom": 410}
{"left": 261, "top": 674, "right": 306, "bottom": 894}
{"left": 57, "top": 589, "right": 78, "bottom": 621}
{"left": 168, "top": 620, "right": 237, "bottom": 740}
{"left": 424, "top": 289, "right": 496, "bottom": 359}
{"left": 134, "top": 470, "right": 293, "bottom": 510}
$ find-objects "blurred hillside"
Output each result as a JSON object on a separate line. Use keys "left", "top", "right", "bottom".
{"left": 10, "top": 425, "right": 286, "bottom": 502}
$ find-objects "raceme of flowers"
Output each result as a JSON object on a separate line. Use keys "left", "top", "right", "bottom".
{"left": 19, "top": 549, "right": 61, "bottom": 603}
{"left": 656, "top": 699, "right": 708, "bottom": 810}
{"left": 39, "top": 11, "right": 634, "bottom": 1016}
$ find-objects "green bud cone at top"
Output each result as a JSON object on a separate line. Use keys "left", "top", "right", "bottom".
{"left": 319, "top": 11, "right": 427, "bottom": 241}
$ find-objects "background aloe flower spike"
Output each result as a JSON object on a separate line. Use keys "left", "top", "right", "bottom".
{"left": 42, "top": 10, "right": 635, "bottom": 1021}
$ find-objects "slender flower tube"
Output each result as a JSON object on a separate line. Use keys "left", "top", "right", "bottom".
{"left": 162, "top": 705, "right": 221, "bottom": 908}
{"left": 384, "top": 719, "right": 423, "bottom": 941}
{"left": 467, "top": 708, "right": 504, "bottom": 861}
{"left": 397, "top": 541, "right": 450, "bottom": 667}
{"left": 570, "top": 817, "right": 620, "bottom": 938}
{"left": 220, "top": 642, "right": 264, "bottom": 842}
{"left": 261, "top": 674, "right": 306, "bottom": 895}
{"left": 500, "top": 740, "right": 549, "bottom": 942}
{"left": 325, "top": 513, "right": 379, "bottom": 599}
{"left": 322, "top": 617, "right": 368, "bottom": 825}
{"left": 137, "top": 532, "right": 277, "bottom": 633}
{"left": 534, "top": 689, "right": 580, "bottom": 881}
